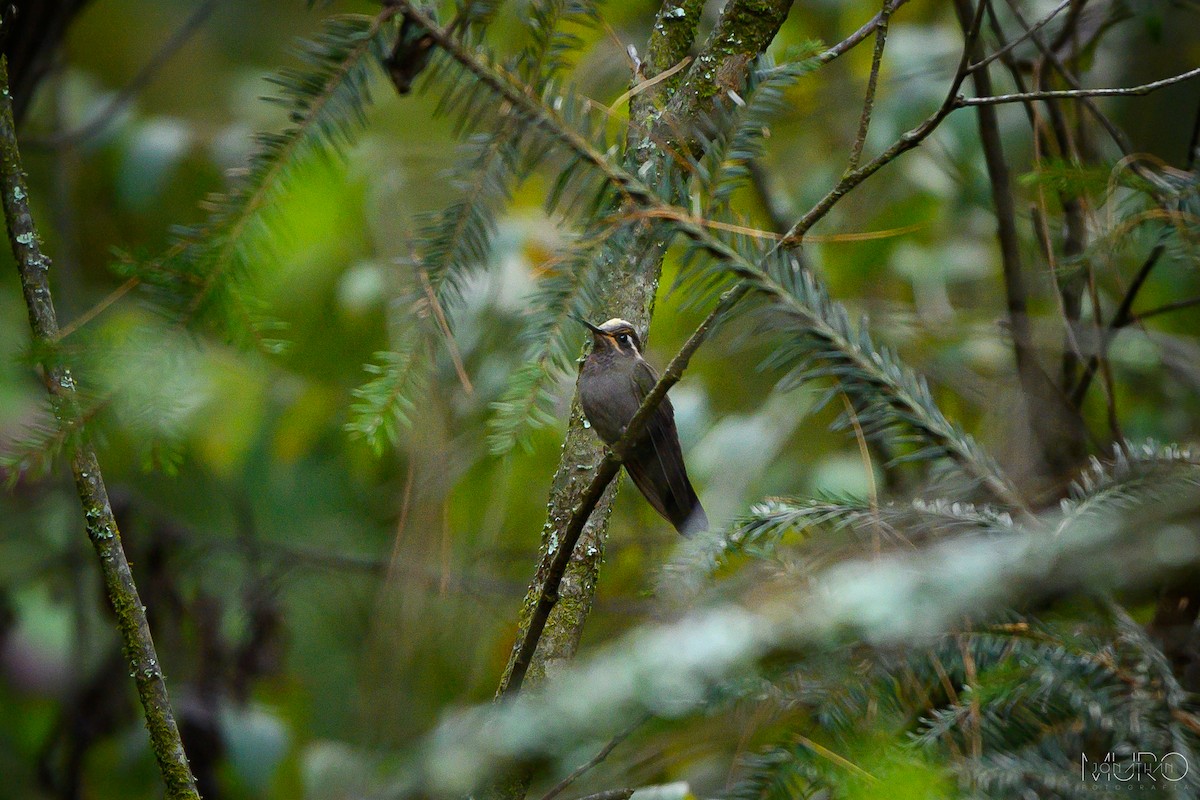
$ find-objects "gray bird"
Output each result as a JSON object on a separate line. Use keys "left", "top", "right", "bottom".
{"left": 576, "top": 317, "right": 707, "bottom": 536}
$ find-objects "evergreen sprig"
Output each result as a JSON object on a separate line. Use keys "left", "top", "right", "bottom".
{"left": 137, "top": 11, "right": 399, "bottom": 349}
{"left": 351, "top": 1, "right": 602, "bottom": 451}
{"left": 485, "top": 222, "right": 618, "bottom": 453}
{"left": 693, "top": 50, "right": 823, "bottom": 211}
{"left": 345, "top": 336, "right": 429, "bottom": 454}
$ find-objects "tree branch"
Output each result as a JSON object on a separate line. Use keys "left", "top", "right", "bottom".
{"left": 846, "top": 0, "right": 892, "bottom": 172}
{"left": 24, "top": 0, "right": 219, "bottom": 150}
{"left": 956, "top": 66, "right": 1200, "bottom": 106}
{"left": 0, "top": 56, "right": 199, "bottom": 800}
{"left": 1129, "top": 296, "right": 1200, "bottom": 325}
{"left": 781, "top": 0, "right": 984, "bottom": 245}
{"left": 469, "top": 0, "right": 795, "bottom": 712}
{"left": 537, "top": 717, "right": 644, "bottom": 800}
{"left": 967, "top": 0, "right": 1069, "bottom": 74}
{"left": 570, "top": 790, "right": 634, "bottom": 800}
{"left": 954, "top": 0, "right": 1085, "bottom": 479}
{"left": 498, "top": 291, "right": 737, "bottom": 698}
{"left": 405, "top": 14, "right": 1025, "bottom": 781}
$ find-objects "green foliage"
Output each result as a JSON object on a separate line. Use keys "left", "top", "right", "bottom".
{"left": 345, "top": 341, "right": 428, "bottom": 454}
{"left": 693, "top": 49, "right": 824, "bottom": 211}
{"left": 348, "top": 0, "right": 603, "bottom": 452}
{"left": 136, "top": 13, "right": 398, "bottom": 349}
{"left": 0, "top": 400, "right": 78, "bottom": 488}
{"left": 6, "top": 2, "right": 1200, "bottom": 799}
{"left": 717, "top": 441, "right": 1200, "bottom": 798}
{"left": 485, "top": 224, "right": 613, "bottom": 453}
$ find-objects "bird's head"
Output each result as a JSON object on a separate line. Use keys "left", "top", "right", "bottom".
{"left": 574, "top": 316, "right": 643, "bottom": 357}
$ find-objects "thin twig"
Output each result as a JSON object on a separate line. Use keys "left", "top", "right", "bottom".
{"left": 569, "top": 790, "right": 634, "bottom": 800}
{"left": 0, "top": 56, "right": 200, "bottom": 800}
{"left": 407, "top": 0, "right": 1026, "bottom": 702}
{"left": 999, "top": 0, "right": 1132, "bottom": 156}
{"left": 607, "top": 56, "right": 692, "bottom": 113}
{"left": 820, "top": 0, "right": 912, "bottom": 64}
{"left": 55, "top": 276, "right": 139, "bottom": 340}
{"left": 782, "top": 0, "right": 986, "bottom": 244}
{"left": 956, "top": 0, "right": 1084, "bottom": 475}
{"left": 500, "top": 291, "right": 736, "bottom": 696}
{"left": 956, "top": 66, "right": 1200, "bottom": 106}
{"left": 1069, "top": 243, "right": 1164, "bottom": 407}
{"left": 417, "top": 267, "right": 474, "bottom": 394}
{"left": 1129, "top": 296, "right": 1200, "bottom": 324}
{"left": 25, "top": 0, "right": 221, "bottom": 150}
{"left": 537, "top": 717, "right": 646, "bottom": 800}
{"left": 841, "top": 393, "right": 880, "bottom": 554}
{"left": 846, "top": 0, "right": 892, "bottom": 171}
{"left": 989, "top": 2, "right": 1092, "bottom": 399}
{"left": 967, "top": 0, "right": 1070, "bottom": 74}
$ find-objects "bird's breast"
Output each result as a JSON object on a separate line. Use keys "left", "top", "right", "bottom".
{"left": 579, "top": 357, "right": 640, "bottom": 445}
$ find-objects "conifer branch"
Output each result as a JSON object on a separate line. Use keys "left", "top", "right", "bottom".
{"left": 398, "top": 0, "right": 1019, "bottom": 511}
{"left": 404, "top": 0, "right": 1025, "bottom": 711}
{"left": 488, "top": 0, "right": 797, "bottom": 721}
{"left": 152, "top": 9, "right": 400, "bottom": 347}
{"left": 0, "top": 56, "right": 199, "bottom": 800}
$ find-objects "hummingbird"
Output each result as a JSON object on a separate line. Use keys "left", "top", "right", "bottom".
{"left": 575, "top": 317, "right": 708, "bottom": 536}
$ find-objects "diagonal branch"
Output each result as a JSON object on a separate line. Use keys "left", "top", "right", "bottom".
{"left": 537, "top": 717, "right": 645, "bottom": 800}
{"left": 0, "top": 56, "right": 199, "bottom": 800}
{"left": 25, "top": 0, "right": 220, "bottom": 150}
{"left": 781, "top": 0, "right": 985, "bottom": 245}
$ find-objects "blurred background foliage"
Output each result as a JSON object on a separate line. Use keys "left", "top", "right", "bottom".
{"left": 1, "top": 0, "right": 1199, "bottom": 798}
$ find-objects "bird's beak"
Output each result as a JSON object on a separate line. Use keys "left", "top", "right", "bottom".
{"left": 571, "top": 314, "right": 606, "bottom": 336}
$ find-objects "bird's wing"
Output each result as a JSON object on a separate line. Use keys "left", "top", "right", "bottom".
{"left": 626, "top": 360, "right": 696, "bottom": 524}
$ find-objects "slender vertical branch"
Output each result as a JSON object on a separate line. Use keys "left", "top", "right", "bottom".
{"left": 846, "top": 0, "right": 892, "bottom": 172}
{"left": 953, "top": 0, "right": 1084, "bottom": 479}
{"left": 0, "top": 57, "right": 200, "bottom": 800}
{"left": 782, "top": 0, "right": 985, "bottom": 245}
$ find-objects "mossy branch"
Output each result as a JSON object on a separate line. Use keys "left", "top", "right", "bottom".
{"left": 0, "top": 56, "right": 199, "bottom": 800}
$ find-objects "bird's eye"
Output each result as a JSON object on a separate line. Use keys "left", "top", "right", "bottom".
{"left": 617, "top": 334, "right": 630, "bottom": 347}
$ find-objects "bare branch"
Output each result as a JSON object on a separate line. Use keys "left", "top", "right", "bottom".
{"left": 847, "top": 0, "right": 893, "bottom": 171}
{"left": 820, "top": 0, "right": 911, "bottom": 65}
{"left": 967, "top": 0, "right": 1070, "bottom": 74}
{"left": 956, "top": 66, "right": 1200, "bottom": 107}
{"left": 25, "top": 0, "right": 220, "bottom": 150}
{"left": 537, "top": 718, "right": 645, "bottom": 800}
{"left": 570, "top": 791, "right": 634, "bottom": 800}
{"left": 1130, "top": 296, "right": 1200, "bottom": 325}
{"left": 782, "top": 0, "right": 985, "bottom": 244}
{"left": 955, "top": 0, "right": 1086, "bottom": 478}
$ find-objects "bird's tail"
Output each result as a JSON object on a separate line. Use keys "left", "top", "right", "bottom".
{"left": 674, "top": 501, "right": 708, "bottom": 537}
